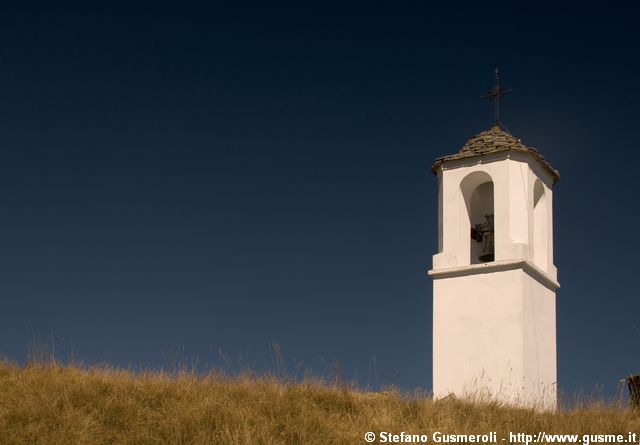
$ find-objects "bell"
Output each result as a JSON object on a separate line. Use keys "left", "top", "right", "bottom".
{"left": 476, "top": 213, "right": 495, "bottom": 263}
{"left": 479, "top": 243, "right": 494, "bottom": 263}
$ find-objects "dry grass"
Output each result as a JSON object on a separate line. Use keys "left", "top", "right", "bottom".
{"left": 0, "top": 360, "right": 638, "bottom": 445}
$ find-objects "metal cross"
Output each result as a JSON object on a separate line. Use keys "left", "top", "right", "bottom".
{"left": 480, "top": 67, "right": 514, "bottom": 127}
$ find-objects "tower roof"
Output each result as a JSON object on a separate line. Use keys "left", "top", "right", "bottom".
{"left": 432, "top": 126, "right": 560, "bottom": 183}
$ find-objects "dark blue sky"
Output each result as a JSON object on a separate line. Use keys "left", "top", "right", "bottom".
{"left": 0, "top": 4, "right": 638, "bottom": 399}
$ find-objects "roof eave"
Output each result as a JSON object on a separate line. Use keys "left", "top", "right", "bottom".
{"left": 431, "top": 149, "right": 560, "bottom": 184}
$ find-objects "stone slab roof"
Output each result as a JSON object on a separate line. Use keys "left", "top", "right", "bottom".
{"left": 432, "top": 126, "right": 560, "bottom": 183}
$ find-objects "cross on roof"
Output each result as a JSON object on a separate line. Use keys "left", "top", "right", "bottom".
{"left": 480, "top": 67, "right": 514, "bottom": 128}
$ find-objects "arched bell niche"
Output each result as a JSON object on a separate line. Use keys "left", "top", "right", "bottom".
{"left": 533, "top": 179, "right": 547, "bottom": 270}
{"left": 460, "top": 171, "right": 495, "bottom": 265}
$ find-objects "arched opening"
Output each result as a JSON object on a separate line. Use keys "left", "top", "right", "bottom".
{"left": 533, "top": 180, "right": 547, "bottom": 269}
{"left": 461, "top": 171, "right": 495, "bottom": 265}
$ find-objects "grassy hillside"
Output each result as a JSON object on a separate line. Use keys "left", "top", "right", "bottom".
{"left": 0, "top": 361, "right": 637, "bottom": 445}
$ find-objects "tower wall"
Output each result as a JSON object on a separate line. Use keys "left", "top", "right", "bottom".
{"left": 522, "top": 271, "right": 557, "bottom": 409}
{"left": 433, "top": 266, "right": 556, "bottom": 410}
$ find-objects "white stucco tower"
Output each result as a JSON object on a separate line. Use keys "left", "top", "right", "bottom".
{"left": 429, "top": 125, "right": 560, "bottom": 410}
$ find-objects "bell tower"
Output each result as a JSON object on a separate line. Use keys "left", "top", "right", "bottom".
{"left": 429, "top": 124, "right": 560, "bottom": 410}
